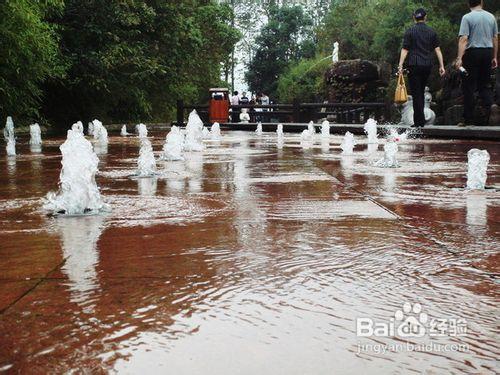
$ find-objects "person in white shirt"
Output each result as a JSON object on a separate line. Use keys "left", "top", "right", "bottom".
{"left": 230, "top": 91, "right": 240, "bottom": 123}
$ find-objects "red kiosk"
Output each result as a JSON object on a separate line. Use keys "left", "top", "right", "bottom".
{"left": 209, "top": 88, "right": 229, "bottom": 124}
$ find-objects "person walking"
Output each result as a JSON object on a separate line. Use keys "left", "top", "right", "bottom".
{"left": 455, "top": 0, "right": 498, "bottom": 126}
{"left": 398, "top": 8, "right": 445, "bottom": 128}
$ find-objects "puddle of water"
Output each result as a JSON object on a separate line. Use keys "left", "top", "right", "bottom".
{"left": 0, "top": 131, "right": 498, "bottom": 374}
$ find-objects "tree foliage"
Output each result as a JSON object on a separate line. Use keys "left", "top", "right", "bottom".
{"left": 245, "top": 5, "right": 316, "bottom": 98}
{"left": 43, "top": 0, "right": 239, "bottom": 127}
{"left": 318, "top": 0, "right": 499, "bottom": 66}
{"left": 276, "top": 55, "right": 331, "bottom": 103}
{"left": 1, "top": 0, "right": 239, "bottom": 127}
{"left": 277, "top": 0, "right": 500, "bottom": 103}
{"left": 0, "top": 0, "right": 64, "bottom": 120}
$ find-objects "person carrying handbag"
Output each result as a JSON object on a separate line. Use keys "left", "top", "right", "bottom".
{"left": 398, "top": 8, "right": 446, "bottom": 128}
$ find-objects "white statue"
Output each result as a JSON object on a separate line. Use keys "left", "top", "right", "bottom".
{"left": 400, "top": 88, "right": 436, "bottom": 126}
{"left": 332, "top": 42, "right": 339, "bottom": 63}
{"left": 240, "top": 108, "right": 250, "bottom": 123}
{"left": 424, "top": 87, "right": 436, "bottom": 125}
{"left": 400, "top": 97, "right": 414, "bottom": 126}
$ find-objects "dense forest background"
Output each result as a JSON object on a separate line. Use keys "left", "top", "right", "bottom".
{"left": 1, "top": 0, "right": 499, "bottom": 128}
{"left": 1, "top": 0, "right": 239, "bottom": 128}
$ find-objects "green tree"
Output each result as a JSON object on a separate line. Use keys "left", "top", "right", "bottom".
{"left": 245, "top": 5, "right": 316, "bottom": 98}
{"left": 0, "top": 0, "right": 63, "bottom": 121}
{"left": 43, "top": 0, "right": 239, "bottom": 127}
{"left": 318, "top": 0, "right": 498, "bottom": 66}
{"left": 276, "top": 55, "right": 331, "bottom": 103}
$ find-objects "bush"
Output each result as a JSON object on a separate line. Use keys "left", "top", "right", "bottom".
{"left": 277, "top": 56, "right": 331, "bottom": 103}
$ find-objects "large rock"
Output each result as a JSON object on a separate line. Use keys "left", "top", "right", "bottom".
{"left": 325, "top": 60, "right": 389, "bottom": 103}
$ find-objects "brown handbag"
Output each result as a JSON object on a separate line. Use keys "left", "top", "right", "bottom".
{"left": 394, "top": 72, "right": 408, "bottom": 104}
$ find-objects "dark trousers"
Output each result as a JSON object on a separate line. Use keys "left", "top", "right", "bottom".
{"left": 408, "top": 65, "right": 431, "bottom": 127}
{"left": 462, "top": 48, "right": 494, "bottom": 123}
{"left": 231, "top": 110, "right": 239, "bottom": 123}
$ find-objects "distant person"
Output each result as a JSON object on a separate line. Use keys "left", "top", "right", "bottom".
{"left": 398, "top": 8, "right": 445, "bottom": 128}
{"left": 239, "top": 91, "right": 250, "bottom": 105}
{"left": 231, "top": 90, "right": 240, "bottom": 123}
{"left": 255, "top": 93, "right": 263, "bottom": 122}
{"left": 455, "top": 0, "right": 498, "bottom": 126}
{"left": 260, "top": 92, "right": 270, "bottom": 108}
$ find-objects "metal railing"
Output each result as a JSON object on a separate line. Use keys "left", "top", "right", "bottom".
{"left": 176, "top": 99, "right": 389, "bottom": 125}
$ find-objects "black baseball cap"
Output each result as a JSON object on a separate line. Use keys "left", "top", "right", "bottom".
{"left": 414, "top": 8, "right": 427, "bottom": 20}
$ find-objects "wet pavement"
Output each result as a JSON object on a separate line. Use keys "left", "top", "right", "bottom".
{"left": 0, "top": 130, "right": 499, "bottom": 374}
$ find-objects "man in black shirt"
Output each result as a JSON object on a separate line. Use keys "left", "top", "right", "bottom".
{"left": 398, "top": 8, "right": 445, "bottom": 127}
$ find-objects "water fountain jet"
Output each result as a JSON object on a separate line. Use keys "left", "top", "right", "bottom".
{"left": 202, "top": 126, "right": 211, "bottom": 139}
{"left": 321, "top": 120, "right": 330, "bottom": 138}
{"left": 121, "top": 125, "right": 129, "bottom": 136}
{"left": 211, "top": 122, "right": 222, "bottom": 140}
{"left": 92, "top": 120, "right": 108, "bottom": 145}
{"left": 30, "top": 123, "right": 42, "bottom": 145}
{"left": 87, "top": 122, "right": 94, "bottom": 136}
{"left": 4, "top": 117, "right": 15, "bottom": 156}
{"left": 255, "top": 122, "right": 263, "bottom": 136}
{"left": 137, "top": 138, "right": 157, "bottom": 177}
{"left": 6, "top": 137, "right": 15, "bottom": 156}
{"left": 466, "top": 149, "right": 490, "bottom": 190}
{"left": 3, "top": 116, "right": 14, "bottom": 141}
{"left": 364, "top": 119, "right": 378, "bottom": 144}
{"left": 375, "top": 140, "right": 399, "bottom": 168}
{"left": 162, "top": 126, "right": 184, "bottom": 161}
{"left": 43, "top": 129, "right": 108, "bottom": 215}
{"left": 136, "top": 123, "right": 148, "bottom": 138}
{"left": 72, "top": 121, "right": 84, "bottom": 134}
{"left": 184, "top": 110, "right": 204, "bottom": 151}
{"left": 277, "top": 124, "right": 284, "bottom": 149}
{"left": 341, "top": 131, "right": 356, "bottom": 155}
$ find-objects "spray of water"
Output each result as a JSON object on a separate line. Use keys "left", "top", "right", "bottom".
{"left": 466, "top": 149, "right": 490, "bottom": 190}
{"left": 4, "top": 116, "right": 15, "bottom": 155}
{"left": 202, "top": 126, "right": 211, "bottom": 139}
{"left": 136, "top": 123, "right": 148, "bottom": 138}
{"left": 72, "top": 121, "right": 84, "bottom": 134}
{"left": 299, "top": 122, "right": 316, "bottom": 149}
{"left": 88, "top": 122, "right": 94, "bottom": 136}
{"left": 137, "top": 138, "right": 157, "bottom": 177}
{"left": 364, "top": 119, "right": 378, "bottom": 144}
{"left": 121, "top": 125, "right": 129, "bottom": 136}
{"left": 29, "top": 123, "right": 42, "bottom": 145}
{"left": 3, "top": 116, "right": 14, "bottom": 141}
{"left": 321, "top": 120, "right": 330, "bottom": 138}
{"left": 308, "top": 121, "right": 316, "bottom": 136}
{"left": 162, "top": 126, "right": 184, "bottom": 161}
{"left": 277, "top": 124, "right": 284, "bottom": 149}
{"left": 211, "top": 122, "right": 222, "bottom": 140}
{"left": 184, "top": 110, "right": 204, "bottom": 151}
{"left": 341, "top": 131, "right": 356, "bottom": 155}
{"left": 385, "top": 126, "right": 414, "bottom": 143}
{"left": 375, "top": 140, "right": 399, "bottom": 168}
{"left": 255, "top": 122, "right": 263, "bottom": 136}
{"left": 300, "top": 130, "right": 313, "bottom": 149}
{"left": 43, "top": 130, "right": 108, "bottom": 215}
{"left": 6, "top": 137, "right": 15, "bottom": 156}
{"left": 92, "top": 120, "right": 108, "bottom": 144}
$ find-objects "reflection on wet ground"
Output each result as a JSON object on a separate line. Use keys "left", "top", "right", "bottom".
{"left": 0, "top": 131, "right": 498, "bottom": 374}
